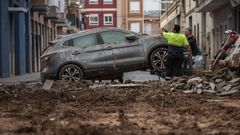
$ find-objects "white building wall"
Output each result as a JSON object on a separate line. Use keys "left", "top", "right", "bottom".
{"left": 160, "top": 4, "right": 181, "bottom": 29}
{"left": 59, "top": 0, "right": 65, "bottom": 13}
{"left": 184, "top": 0, "right": 215, "bottom": 61}
{"left": 206, "top": 13, "right": 214, "bottom": 58}
{"left": 161, "top": 0, "right": 234, "bottom": 60}
{"left": 48, "top": 0, "right": 59, "bottom": 6}
{"left": 48, "top": 0, "right": 65, "bottom": 13}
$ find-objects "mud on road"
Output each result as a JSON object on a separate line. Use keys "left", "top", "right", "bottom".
{"left": 0, "top": 81, "right": 240, "bottom": 135}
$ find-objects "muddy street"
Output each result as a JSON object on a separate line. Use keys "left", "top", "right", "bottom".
{"left": 0, "top": 80, "right": 240, "bottom": 135}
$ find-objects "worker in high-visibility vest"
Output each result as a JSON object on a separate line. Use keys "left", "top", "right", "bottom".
{"left": 160, "top": 25, "right": 192, "bottom": 80}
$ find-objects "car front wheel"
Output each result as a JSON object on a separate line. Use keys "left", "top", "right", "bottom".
{"left": 150, "top": 47, "right": 168, "bottom": 72}
{"left": 58, "top": 64, "right": 83, "bottom": 82}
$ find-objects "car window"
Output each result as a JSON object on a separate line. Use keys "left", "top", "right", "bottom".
{"left": 100, "top": 31, "right": 127, "bottom": 44}
{"left": 73, "top": 34, "right": 98, "bottom": 48}
{"left": 63, "top": 34, "right": 98, "bottom": 48}
{"left": 63, "top": 40, "right": 73, "bottom": 46}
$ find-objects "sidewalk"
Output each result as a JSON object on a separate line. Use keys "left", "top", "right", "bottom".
{"left": 0, "top": 72, "right": 41, "bottom": 85}
{"left": 0, "top": 71, "right": 161, "bottom": 85}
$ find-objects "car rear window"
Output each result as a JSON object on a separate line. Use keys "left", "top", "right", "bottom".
{"left": 63, "top": 34, "right": 98, "bottom": 48}
{"left": 100, "top": 31, "right": 127, "bottom": 44}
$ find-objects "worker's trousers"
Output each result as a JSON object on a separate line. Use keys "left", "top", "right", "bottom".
{"left": 165, "top": 52, "right": 184, "bottom": 79}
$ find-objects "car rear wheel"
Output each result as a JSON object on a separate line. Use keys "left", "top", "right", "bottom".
{"left": 58, "top": 64, "right": 83, "bottom": 82}
{"left": 118, "top": 73, "right": 124, "bottom": 83}
{"left": 150, "top": 47, "right": 168, "bottom": 72}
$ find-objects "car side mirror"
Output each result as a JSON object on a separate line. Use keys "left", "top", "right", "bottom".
{"left": 126, "top": 34, "right": 138, "bottom": 41}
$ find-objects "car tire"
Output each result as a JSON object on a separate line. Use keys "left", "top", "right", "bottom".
{"left": 118, "top": 73, "right": 124, "bottom": 83}
{"left": 150, "top": 47, "right": 168, "bottom": 72}
{"left": 58, "top": 64, "right": 83, "bottom": 82}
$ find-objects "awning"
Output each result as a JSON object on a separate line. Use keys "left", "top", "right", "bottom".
{"left": 195, "top": 0, "right": 229, "bottom": 13}
{"left": 8, "top": 7, "right": 28, "bottom": 13}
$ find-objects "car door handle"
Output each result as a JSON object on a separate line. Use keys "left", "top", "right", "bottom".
{"left": 72, "top": 51, "right": 81, "bottom": 55}
{"left": 105, "top": 46, "right": 112, "bottom": 50}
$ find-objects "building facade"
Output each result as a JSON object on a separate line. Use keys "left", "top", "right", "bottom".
{"left": 117, "top": 0, "right": 144, "bottom": 33}
{"left": 117, "top": 0, "right": 127, "bottom": 29}
{"left": 160, "top": 0, "right": 240, "bottom": 67}
{"left": 31, "top": 0, "right": 71, "bottom": 72}
{"left": 160, "top": 0, "right": 184, "bottom": 31}
{"left": 0, "top": 0, "right": 31, "bottom": 78}
{"left": 195, "top": 0, "right": 240, "bottom": 58}
{"left": 66, "top": 0, "right": 82, "bottom": 33}
{"left": 160, "top": 0, "right": 175, "bottom": 16}
{"left": 0, "top": 0, "right": 76, "bottom": 78}
{"left": 184, "top": 0, "right": 210, "bottom": 57}
{"left": 81, "top": 0, "right": 117, "bottom": 29}
{"left": 126, "top": 0, "right": 144, "bottom": 33}
{"left": 144, "top": 11, "right": 159, "bottom": 35}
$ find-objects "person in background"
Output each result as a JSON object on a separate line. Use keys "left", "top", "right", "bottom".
{"left": 161, "top": 25, "right": 192, "bottom": 80}
{"left": 185, "top": 28, "right": 202, "bottom": 56}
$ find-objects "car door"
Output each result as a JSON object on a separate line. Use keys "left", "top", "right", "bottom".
{"left": 66, "top": 34, "right": 107, "bottom": 74}
{"left": 99, "top": 30, "right": 145, "bottom": 71}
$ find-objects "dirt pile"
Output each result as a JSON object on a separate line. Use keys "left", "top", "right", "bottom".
{"left": 0, "top": 80, "right": 240, "bottom": 135}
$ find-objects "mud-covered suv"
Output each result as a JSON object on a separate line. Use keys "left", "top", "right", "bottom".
{"left": 40, "top": 28, "right": 190, "bottom": 82}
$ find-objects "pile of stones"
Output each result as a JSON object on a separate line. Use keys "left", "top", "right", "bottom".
{"left": 163, "top": 68, "right": 240, "bottom": 96}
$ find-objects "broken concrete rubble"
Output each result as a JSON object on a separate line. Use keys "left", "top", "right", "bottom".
{"left": 221, "top": 37, "right": 240, "bottom": 68}
{"left": 163, "top": 68, "right": 240, "bottom": 96}
{"left": 43, "top": 80, "right": 54, "bottom": 90}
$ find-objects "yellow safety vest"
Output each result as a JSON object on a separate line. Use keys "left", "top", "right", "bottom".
{"left": 163, "top": 32, "right": 189, "bottom": 47}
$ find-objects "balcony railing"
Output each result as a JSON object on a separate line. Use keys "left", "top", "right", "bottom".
{"left": 68, "top": 3, "right": 80, "bottom": 16}
{"left": 31, "top": 0, "right": 49, "bottom": 13}
{"left": 45, "top": 6, "right": 61, "bottom": 19}
{"left": 49, "top": 6, "right": 61, "bottom": 14}
{"left": 31, "top": 0, "right": 48, "bottom": 5}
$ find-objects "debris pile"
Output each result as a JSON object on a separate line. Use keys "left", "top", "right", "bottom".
{"left": 163, "top": 68, "right": 240, "bottom": 96}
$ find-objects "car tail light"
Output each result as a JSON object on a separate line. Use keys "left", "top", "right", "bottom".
{"left": 41, "top": 53, "right": 56, "bottom": 63}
